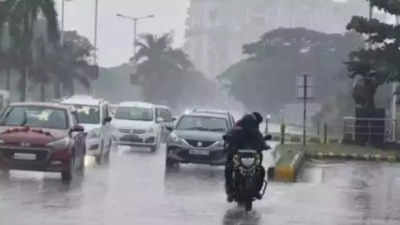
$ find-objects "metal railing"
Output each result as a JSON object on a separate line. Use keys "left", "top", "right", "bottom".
{"left": 343, "top": 117, "right": 398, "bottom": 144}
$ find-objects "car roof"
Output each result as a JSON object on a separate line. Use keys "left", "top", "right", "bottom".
{"left": 192, "top": 108, "right": 231, "bottom": 115}
{"left": 61, "top": 95, "right": 105, "bottom": 106}
{"left": 10, "top": 102, "right": 72, "bottom": 110}
{"left": 155, "top": 105, "right": 170, "bottom": 110}
{"left": 183, "top": 112, "right": 228, "bottom": 119}
{"left": 118, "top": 101, "right": 154, "bottom": 108}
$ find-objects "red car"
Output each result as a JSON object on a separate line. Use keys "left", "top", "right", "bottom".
{"left": 0, "top": 102, "right": 86, "bottom": 181}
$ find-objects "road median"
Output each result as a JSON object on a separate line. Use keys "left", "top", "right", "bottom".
{"left": 273, "top": 143, "right": 400, "bottom": 182}
{"left": 274, "top": 145, "right": 305, "bottom": 182}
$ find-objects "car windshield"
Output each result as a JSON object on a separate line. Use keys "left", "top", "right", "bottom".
{"left": 114, "top": 106, "right": 154, "bottom": 121}
{"left": 176, "top": 116, "right": 228, "bottom": 132}
{"left": 72, "top": 105, "right": 100, "bottom": 124}
{"left": 1, "top": 106, "right": 68, "bottom": 130}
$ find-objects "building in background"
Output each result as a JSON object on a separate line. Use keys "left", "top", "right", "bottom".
{"left": 184, "top": 0, "right": 371, "bottom": 78}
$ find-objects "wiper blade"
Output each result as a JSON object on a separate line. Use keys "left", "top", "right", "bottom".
{"left": 209, "top": 128, "right": 225, "bottom": 132}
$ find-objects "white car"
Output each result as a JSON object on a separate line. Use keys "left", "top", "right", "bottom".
{"left": 62, "top": 95, "right": 113, "bottom": 164}
{"left": 112, "top": 102, "right": 172, "bottom": 152}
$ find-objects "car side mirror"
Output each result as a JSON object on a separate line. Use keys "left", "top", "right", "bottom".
{"left": 103, "top": 116, "right": 112, "bottom": 125}
{"left": 264, "top": 134, "right": 272, "bottom": 140}
{"left": 156, "top": 117, "right": 164, "bottom": 123}
{"left": 171, "top": 117, "right": 177, "bottom": 122}
{"left": 70, "top": 124, "right": 84, "bottom": 134}
{"left": 166, "top": 126, "right": 174, "bottom": 132}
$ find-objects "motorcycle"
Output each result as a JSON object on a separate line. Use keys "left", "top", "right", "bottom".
{"left": 231, "top": 148, "right": 267, "bottom": 211}
{"left": 226, "top": 135, "right": 271, "bottom": 212}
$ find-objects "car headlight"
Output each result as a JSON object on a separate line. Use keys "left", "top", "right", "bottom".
{"left": 87, "top": 129, "right": 100, "bottom": 139}
{"left": 47, "top": 137, "right": 71, "bottom": 149}
{"left": 167, "top": 133, "right": 187, "bottom": 146}
{"left": 213, "top": 140, "right": 225, "bottom": 148}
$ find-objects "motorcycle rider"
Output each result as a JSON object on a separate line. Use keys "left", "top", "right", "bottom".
{"left": 224, "top": 112, "right": 270, "bottom": 202}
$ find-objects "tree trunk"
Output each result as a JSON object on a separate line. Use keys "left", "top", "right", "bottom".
{"left": 53, "top": 79, "right": 61, "bottom": 99}
{"left": 5, "top": 68, "right": 11, "bottom": 91}
{"left": 40, "top": 82, "right": 46, "bottom": 102}
{"left": 19, "top": 68, "right": 27, "bottom": 102}
{"left": 69, "top": 79, "right": 75, "bottom": 96}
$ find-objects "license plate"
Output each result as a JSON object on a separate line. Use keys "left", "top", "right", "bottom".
{"left": 189, "top": 149, "right": 209, "bottom": 156}
{"left": 13, "top": 153, "right": 36, "bottom": 160}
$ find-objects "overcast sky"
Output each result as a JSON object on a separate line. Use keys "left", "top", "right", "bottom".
{"left": 56, "top": 0, "right": 189, "bottom": 67}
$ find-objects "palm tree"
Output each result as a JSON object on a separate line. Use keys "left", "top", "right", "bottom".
{"left": 31, "top": 36, "right": 52, "bottom": 101}
{"left": 53, "top": 31, "right": 97, "bottom": 97}
{"left": 0, "top": 2, "right": 12, "bottom": 91}
{"left": 4, "top": 0, "right": 59, "bottom": 101}
{"left": 133, "top": 33, "right": 192, "bottom": 103}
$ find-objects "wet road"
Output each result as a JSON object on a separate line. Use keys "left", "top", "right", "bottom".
{"left": 0, "top": 145, "right": 400, "bottom": 225}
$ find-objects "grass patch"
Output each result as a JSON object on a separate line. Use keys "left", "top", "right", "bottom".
{"left": 290, "top": 136, "right": 301, "bottom": 143}
{"left": 308, "top": 137, "right": 321, "bottom": 144}
{"left": 283, "top": 143, "right": 400, "bottom": 157}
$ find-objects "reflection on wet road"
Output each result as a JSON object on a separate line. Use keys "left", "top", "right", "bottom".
{"left": 0, "top": 145, "right": 399, "bottom": 225}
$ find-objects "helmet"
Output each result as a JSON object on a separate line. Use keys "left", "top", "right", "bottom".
{"left": 252, "top": 112, "right": 263, "bottom": 124}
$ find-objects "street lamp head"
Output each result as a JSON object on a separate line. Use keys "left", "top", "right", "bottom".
{"left": 147, "top": 14, "right": 155, "bottom": 18}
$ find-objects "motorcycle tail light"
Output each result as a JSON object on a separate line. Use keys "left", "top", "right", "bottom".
{"left": 241, "top": 157, "right": 256, "bottom": 168}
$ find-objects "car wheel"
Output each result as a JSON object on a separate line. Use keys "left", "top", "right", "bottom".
{"left": 0, "top": 168, "right": 9, "bottom": 178}
{"left": 77, "top": 155, "right": 85, "bottom": 175}
{"left": 62, "top": 159, "right": 74, "bottom": 182}
{"left": 104, "top": 148, "right": 110, "bottom": 164}
{"left": 166, "top": 157, "right": 178, "bottom": 168}
{"left": 96, "top": 141, "right": 105, "bottom": 164}
{"left": 245, "top": 201, "right": 253, "bottom": 212}
{"left": 267, "top": 167, "right": 275, "bottom": 180}
{"left": 151, "top": 136, "right": 160, "bottom": 153}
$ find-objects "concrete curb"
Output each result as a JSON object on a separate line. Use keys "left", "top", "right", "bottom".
{"left": 274, "top": 151, "right": 305, "bottom": 182}
{"left": 306, "top": 151, "right": 400, "bottom": 162}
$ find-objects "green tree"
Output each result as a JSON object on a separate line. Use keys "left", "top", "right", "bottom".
{"left": 133, "top": 33, "right": 192, "bottom": 106}
{"left": 3, "top": 0, "right": 59, "bottom": 101}
{"left": 0, "top": 2, "right": 12, "bottom": 91}
{"left": 219, "top": 28, "right": 364, "bottom": 112}
{"left": 30, "top": 30, "right": 97, "bottom": 100}
{"left": 53, "top": 31, "right": 97, "bottom": 98}
{"left": 346, "top": 0, "right": 400, "bottom": 111}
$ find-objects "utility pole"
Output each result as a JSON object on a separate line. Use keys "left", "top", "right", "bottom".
{"left": 92, "top": 0, "right": 99, "bottom": 95}
{"left": 303, "top": 75, "right": 307, "bottom": 146}
{"left": 297, "top": 74, "right": 313, "bottom": 147}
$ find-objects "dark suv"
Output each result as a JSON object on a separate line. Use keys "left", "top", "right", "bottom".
{"left": 166, "top": 112, "right": 232, "bottom": 167}
{"left": 191, "top": 109, "right": 235, "bottom": 128}
{"left": 0, "top": 103, "right": 86, "bottom": 181}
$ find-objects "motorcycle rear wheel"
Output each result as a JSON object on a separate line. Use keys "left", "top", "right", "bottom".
{"left": 245, "top": 201, "right": 253, "bottom": 212}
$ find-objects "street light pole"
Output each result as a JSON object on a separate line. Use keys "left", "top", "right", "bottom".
{"left": 94, "top": 0, "right": 98, "bottom": 64}
{"left": 61, "top": 0, "right": 65, "bottom": 45}
{"left": 116, "top": 13, "right": 155, "bottom": 63}
{"left": 91, "top": 0, "right": 99, "bottom": 95}
{"left": 133, "top": 18, "right": 137, "bottom": 61}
